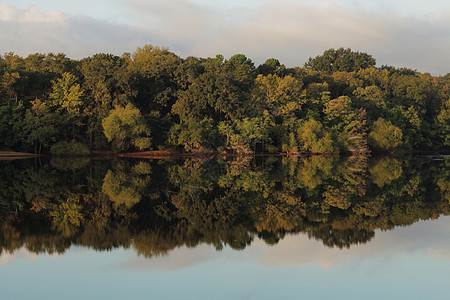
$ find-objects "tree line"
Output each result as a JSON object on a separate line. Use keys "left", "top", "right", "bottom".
{"left": 0, "top": 46, "right": 449, "bottom": 154}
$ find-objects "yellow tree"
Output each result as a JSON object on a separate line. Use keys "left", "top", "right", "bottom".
{"left": 368, "top": 118, "right": 403, "bottom": 151}
{"left": 49, "top": 72, "right": 84, "bottom": 115}
{"left": 253, "top": 74, "right": 304, "bottom": 120}
{"left": 49, "top": 72, "right": 84, "bottom": 139}
{"left": 102, "top": 104, "right": 151, "bottom": 151}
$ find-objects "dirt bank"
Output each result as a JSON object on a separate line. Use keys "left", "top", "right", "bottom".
{"left": 0, "top": 151, "right": 39, "bottom": 160}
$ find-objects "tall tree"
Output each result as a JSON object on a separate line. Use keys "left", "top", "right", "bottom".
{"left": 21, "top": 99, "right": 57, "bottom": 154}
{"left": 102, "top": 104, "right": 151, "bottom": 151}
{"left": 305, "top": 48, "right": 376, "bottom": 74}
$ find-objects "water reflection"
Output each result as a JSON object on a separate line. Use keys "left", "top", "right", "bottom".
{"left": 0, "top": 155, "right": 448, "bottom": 259}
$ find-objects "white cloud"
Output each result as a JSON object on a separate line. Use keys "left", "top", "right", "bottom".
{"left": 252, "top": 216, "right": 450, "bottom": 269}
{"left": 0, "top": 2, "right": 449, "bottom": 74}
{"left": 0, "top": 247, "right": 38, "bottom": 264}
{"left": 0, "top": 3, "right": 66, "bottom": 23}
{"left": 124, "top": 0, "right": 450, "bottom": 74}
{"left": 0, "top": 4, "right": 160, "bottom": 58}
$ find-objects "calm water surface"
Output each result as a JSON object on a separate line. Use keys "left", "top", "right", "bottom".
{"left": 0, "top": 155, "right": 449, "bottom": 299}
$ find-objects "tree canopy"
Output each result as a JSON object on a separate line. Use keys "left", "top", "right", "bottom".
{"left": 305, "top": 47, "right": 376, "bottom": 74}
{"left": 0, "top": 46, "right": 448, "bottom": 154}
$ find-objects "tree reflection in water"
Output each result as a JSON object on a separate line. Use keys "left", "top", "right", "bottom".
{"left": 0, "top": 155, "right": 448, "bottom": 258}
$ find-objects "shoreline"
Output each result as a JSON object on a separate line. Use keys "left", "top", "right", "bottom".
{"left": 0, "top": 151, "right": 40, "bottom": 160}
{"left": 1, "top": 149, "right": 448, "bottom": 160}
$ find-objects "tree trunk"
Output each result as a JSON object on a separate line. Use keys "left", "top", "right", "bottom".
{"left": 89, "top": 126, "right": 93, "bottom": 148}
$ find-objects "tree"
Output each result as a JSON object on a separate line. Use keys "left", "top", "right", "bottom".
{"left": 102, "top": 104, "right": 151, "bottom": 151}
{"left": 437, "top": 97, "right": 450, "bottom": 146}
{"left": 0, "top": 100, "right": 24, "bottom": 150}
{"left": 48, "top": 72, "right": 85, "bottom": 140}
{"left": 297, "top": 119, "right": 337, "bottom": 153}
{"left": 126, "top": 45, "right": 181, "bottom": 115}
{"left": 323, "top": 96, "right": 355, "bottom": 130}
{"left": 368, "top": 118, "right": 403, "bottom": 151}
{"left": 305, "top": 48, "right": 376, "bottom": 74}
{"left": 0, "top": 68, "right": 20, "bottom": 103}
{"left": 253, "top": 74, "right": 304, "bottom": 120}
{"left": 234, "top": 115, "right": 272, "bottom": 152}
{"left": 49, "top": 72, "right": 84, "bottom": 114}
{"left": 169, "top": 117, "right": 222, "bottom": 150}
{"left": 80, "top": 54, "right": 126, "bottom": 148}
{"left": 173, "top": 54, "right": 255, "bottom": 123}
{"left": 21, "top": 99, "right": 58, "bottom": 154}
{"left": 256, "top": 58, "right": 286, "bottom": 76}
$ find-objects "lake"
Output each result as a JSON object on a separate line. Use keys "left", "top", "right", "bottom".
{"left": 0, "top": 155, "right": 449, "bottom": 299}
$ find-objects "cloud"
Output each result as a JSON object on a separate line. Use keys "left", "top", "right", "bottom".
{"left": 0, "top": 2, "right": 449, "bottom": 74}
{"left": 252, "top": 216, "right": 450, "bottom": 269}
{"left": 0, "top": 3, "right": 66, "bottom": 23}
{"left": 125, "top": 0, "right": 450, "bottom": 74}
{"left": 0, "top": 247, "right": 38, "bottom": 265}
{"left": 0, "top": 3, "right": 160, "bottom": 58}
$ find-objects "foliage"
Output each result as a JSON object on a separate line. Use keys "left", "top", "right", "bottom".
{"left": 49, "top": 72, "right": 84, "bottom": 115}
{"left": 305, "top": 47, "right": 376, "bottom": 74}
{"left": 0, "top": 100, "right": 25, "bottom": 150}
{"left": 50, "top": 140, "right": 90, "bottom": 156}
{"left": 297, "top": 119, "right": 337, "bottom": 153}
{"left": 437, "top": 97, "right": 450, "bottom": 146}
{"left": 21, "top": 99, "right": 58, "bottom": 153}
{"left": 102, "top": 104, "right": 151, "bottom": 151}
{"left": 0, "top": 46, "right": 448, "bottom": 154}
{"left": 0, "top": 156, "right": 448, "bottom": 256}
{"left": 253, "top": 74, "right": 304, "bottom": 119}
{"left": 102, "top": 161, "right": 151, "bottom": 209}
{"left": 368, "top": 118, "right": 403, "bottom": 151}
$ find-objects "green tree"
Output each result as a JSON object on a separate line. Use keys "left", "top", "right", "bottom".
{"left": 102, "top": 104, "right": 151, "bottom": 151}
{"left": 234, "top": 115, "right": 272, "bottom": 152}
{"left": 368, "top": 118, "right": 403, "bottom": 151}
{"left": 49, "top": 72, "right": 84, "bottom": 115}
{"left": 323, "top": 96, "right": 355, "bottom": 130}
{"left": 124, "top": 45, "right": 181, "bottom": 148}
{"left": 253, "top": 74, "right": 304, "bottom": 120}
{"left": 256, "top": 58, "right": 286, "bottom": 76}
{"left": 48, "top": 72, "right": 85, "bottom": 140}
{"left": 305, "top": 48, "right": 376, "bottom": 74}
{"left": 21, "top": 99, "right": 57, "bottom": 154}
{"left": 170, "top": 117, "right": 222, "bottom": 150}
{"left": 437, "top": 97, "right": 450, "bottom": 146}
{"left": 0, "top": 100, "right": 25, "bottom": 150}
{"left": 297, "top": 119, "right": 337, "bottom": 153}
{"left": 80, "top": 53, "right": 126, "bottom": 148}
{"left": 173, "top": 54, "right": 255, "bottom": 122}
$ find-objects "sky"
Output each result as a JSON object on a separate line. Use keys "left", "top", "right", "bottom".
{"left": 0, "top": 0, "right": 449, "bottom": 74}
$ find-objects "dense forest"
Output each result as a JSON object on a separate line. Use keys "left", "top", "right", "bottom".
{"left": 0, "top": 46, "right": 449, "bottom": 155}
{"left": 0, "top": 156, "right": 448, "bottom": 256}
